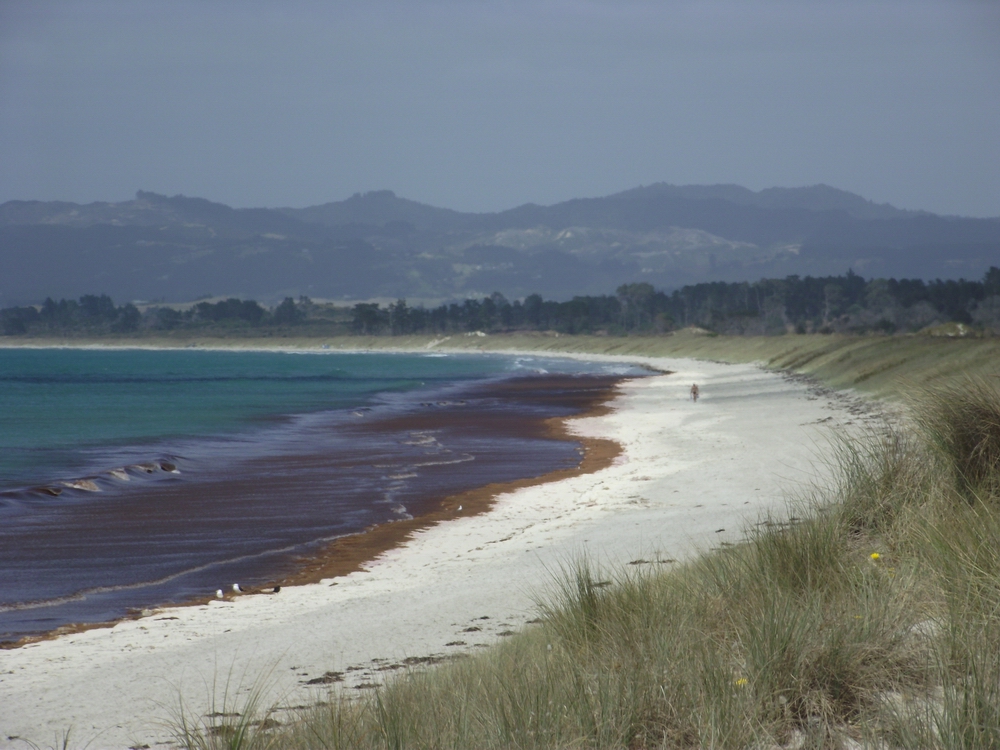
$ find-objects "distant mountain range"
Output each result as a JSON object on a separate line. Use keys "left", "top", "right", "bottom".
{"left": 2, "top": 184, "right": 997, "bottom": 306}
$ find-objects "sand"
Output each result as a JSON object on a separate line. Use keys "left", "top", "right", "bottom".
{"left": 0, "top": 354, "right": 880, "bottom": 749}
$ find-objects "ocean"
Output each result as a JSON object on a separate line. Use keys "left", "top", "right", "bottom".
{"left": 0, "top": 347, "right": 642, "bottom": 643}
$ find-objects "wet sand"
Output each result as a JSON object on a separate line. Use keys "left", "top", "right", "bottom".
{"left": 0, "top": 354, "right": 882, "bottom": 749}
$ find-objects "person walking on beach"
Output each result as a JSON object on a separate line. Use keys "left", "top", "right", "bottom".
{"left": 690, "top": 383, "right": 699, "bottom": 402}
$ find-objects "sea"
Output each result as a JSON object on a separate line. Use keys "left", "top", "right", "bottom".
{"left": 0, "top": 347, "right": 644, "bottom": 643}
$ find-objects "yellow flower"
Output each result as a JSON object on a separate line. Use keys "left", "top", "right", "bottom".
{"left": 734, "top": 678, "right": 748, "bottom": 687}
{"left": 870, "top": 552, "right": 881, "bottom": 561}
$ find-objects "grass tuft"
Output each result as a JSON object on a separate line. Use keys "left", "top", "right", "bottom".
{"left": 172, "top": 665, "right": 282, "bottom": 750}
{"left": 916, "top": 373, "right": 1000, "bottom": 500}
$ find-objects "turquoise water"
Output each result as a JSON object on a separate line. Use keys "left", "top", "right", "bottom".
{"left": 0, "top": 348, "right": 516, "bottom": 488}
{"left": 0, "top": 348, "right": 642, "bottom": 641}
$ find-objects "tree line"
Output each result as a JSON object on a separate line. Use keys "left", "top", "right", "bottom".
{"left": 0, "top": 295, "right": 303, "bottom": 336}
{"left": 348, "top": 268, "right": 1000, "bottom": 336}
{"left": 3, "top": 268, "right": 999, "bottom": 338}
{"left": 1, "top": 294, "right": 142, "bottom": 336}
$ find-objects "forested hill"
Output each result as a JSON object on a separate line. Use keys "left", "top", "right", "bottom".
{"left": 1, "top": 185, "right": 997, "bottom": 306}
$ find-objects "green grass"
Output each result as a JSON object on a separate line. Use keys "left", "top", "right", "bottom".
{"left": 170, "top": 345, "right": 1000, "bottom": 748}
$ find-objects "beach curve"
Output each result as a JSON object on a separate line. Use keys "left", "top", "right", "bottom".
{"left": 0, "top": 353, "right": 879, "bottom": 749}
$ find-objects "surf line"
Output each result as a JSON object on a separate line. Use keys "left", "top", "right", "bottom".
{"left": 275, "top": 373, "right": 635, "bottom": 588}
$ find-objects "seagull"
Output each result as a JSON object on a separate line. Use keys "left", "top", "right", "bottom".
{"left": 457, "top": 505, "right": 463, "bottom": 512}
{"left": 272, "top": 586, "right": 281, "bottom": 594}
{"left": 215, "top": 589, "right": 224, "bottom": 599}
{"left": 232, "top": 583, "right": 243, "bottom": 593}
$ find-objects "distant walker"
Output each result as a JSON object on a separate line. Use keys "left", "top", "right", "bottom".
{"left": 690, "top": 383, "right": 700, "bottom": 402}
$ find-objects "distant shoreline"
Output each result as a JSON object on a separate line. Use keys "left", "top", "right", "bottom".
{"left": 3, "top": 329, "right": 998, "bottom": 403}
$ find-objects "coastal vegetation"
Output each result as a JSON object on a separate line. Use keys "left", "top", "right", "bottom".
{"left": 348, "top": 269, "right": 1000, "bottom": 337}
{"left": 166, "top": 338, "right": 1000, "bottom": 749}
{"left": 3, "top": 267, "right": 999, "bottom": 339}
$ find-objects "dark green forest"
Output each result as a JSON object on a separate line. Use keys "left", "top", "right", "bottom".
{"left": 3, "top": 269, "right": 999, "bottom": 338}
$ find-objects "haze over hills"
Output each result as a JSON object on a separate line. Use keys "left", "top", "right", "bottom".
{"left": 1, "top": 184, "right": 997, "bottom": 306}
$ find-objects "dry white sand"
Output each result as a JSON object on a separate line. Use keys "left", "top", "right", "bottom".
{"left": 0, "top": 355, "right": 879, "bottom": 749}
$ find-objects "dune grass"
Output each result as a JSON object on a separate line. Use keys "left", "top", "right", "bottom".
{"left": 175, "top": 372, "right": 1000, "bottom": 748}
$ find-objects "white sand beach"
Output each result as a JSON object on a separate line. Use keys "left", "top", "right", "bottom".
{"left": 0, "top": 355, "right": 880, "bottom": 749}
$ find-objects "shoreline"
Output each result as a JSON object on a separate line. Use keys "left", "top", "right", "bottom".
{"left": 0, "top": 352, "right": 880, "bottom": 749}
{"left": 6, "top": 332, "right": 998, "bottom": 403}
{"left": 1, "top": 371, "right": 629, "bottom": 651}
{"left": 274, "top": 396, "right": 624, "bottom": 590}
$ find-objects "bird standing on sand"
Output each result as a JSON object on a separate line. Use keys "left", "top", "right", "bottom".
{"left": 215, "top": 589, "right": 224, "bottom": 599}
{"left": 457, "top": 505, "right": 463, "bottom": 512}
{"left": 232, "top": 583, "right": 243, "bottom": 593}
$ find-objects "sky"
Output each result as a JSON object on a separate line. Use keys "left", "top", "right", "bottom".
{"left": 1, "top": 0, "right": 998, "bottom": 217}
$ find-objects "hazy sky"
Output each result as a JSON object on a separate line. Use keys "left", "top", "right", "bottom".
{"left": 2, "top": 1, "right": 998, "bottom": 216}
